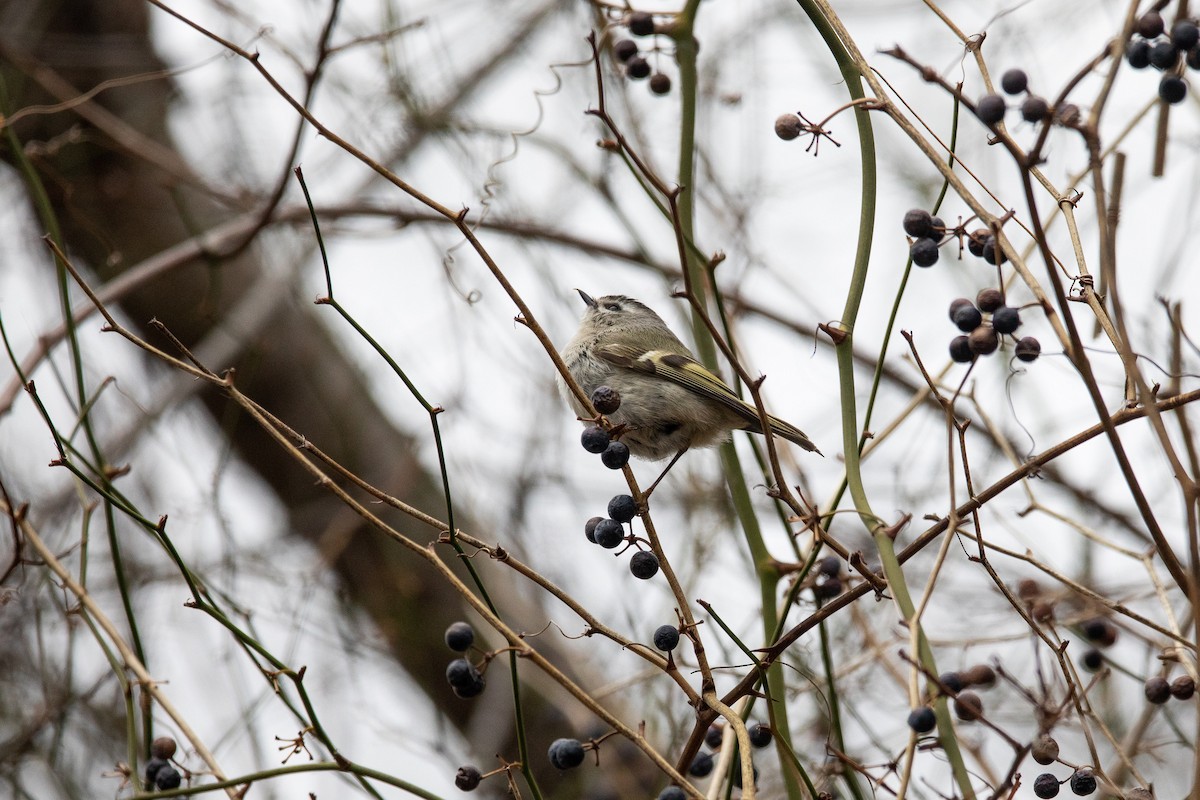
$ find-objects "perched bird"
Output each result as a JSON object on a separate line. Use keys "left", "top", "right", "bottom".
{"left": 559, "top": 290, "right": 819, "bottom": 470}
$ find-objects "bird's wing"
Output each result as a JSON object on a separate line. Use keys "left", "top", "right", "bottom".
{"left": 597, "top": 343, "right": 820, "bottom": 454}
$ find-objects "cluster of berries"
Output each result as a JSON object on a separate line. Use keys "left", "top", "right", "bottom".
{"left": 1033, "top": 767, "right": 1098, "bottom": 798}
{"left": 906, "top": 663, "right": 998, "bottom": 733}
{"left": 444, "top": 621, "right": 486, "bottom": 699}
{"left": 948, "top": 292, "right": 1040, "bottom": 364}
{"left": 584, "top": 494, "right": 660, "bottom": 579}
{"left": 1143, "top": 671, "right": 1196, "bottom": 703}
{"left": 974, "top": 68, "right": 1056, "bottom": 127}
{"left": 144, "top": 736, "right": 182, "bottom": 791}
{"left": 580, "top": 386, "right": 631, "bottom": 469}
{"left": 1125, "top": 10, "right": 1198, "bottom": 104}
{"left": 666, "top": 719, "right": 772, "bottom": 796}
{"left": 902, "top": 209, "right": 1011, "bottom": 269}
{"left": 611, "top": 11, "right": 672, "bottom": 95}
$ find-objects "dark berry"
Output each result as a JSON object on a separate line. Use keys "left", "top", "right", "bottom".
{"left": 1015, "top": 336, "right": 1042, "bottom": 362}
{"left": 688, "top": 751, "right": 714, "bottom": 777}
{"left": 747, "top": 722, "right": 773, "bottom": 748}
{"left": 456, "top": 765, "right": 483, "bottom": 791}
{"left": 953, "top": 690, "right": 983, "bottom": 721}
{"left": 591, "top": 385, "right": 621, "bottom": 414}
{"left": 628, "top": 11, "right": 655, "bottom": 36}
{"left": 705, "top": 724, "right": 724, "bottom": 749}
{"left": 626, "top": 56, "right": 651, "bottom": 80}
{"left": 982, "top": 236, "right": 1008, "bottom": 264}
{"left": 976, "top": 288, "right": 1004, "bottom": 312}
{"left": 649, "top": 73, "right": 672, "bottom": 95}
{"left": 949, "top": 297, "right": 976, "bottom": 318}
{"left": 818, "top": 555, "right": 841, "bottom": 577}
{"left": 1160, "top": 75, "right": 1188, "bottom": 104}
{"left": 775, "top": 114, "right": 803, "bottom": 140}
{"left": 1145, "top": 675, "right": 1171, "bottom": 704}
{"left": 907, "top": 706, "right": 936, "bottom": 733}
{"left": 653, "top": 624, "right": 680, "bottom": 651}
{"left": 962, "top": 664, "right": 996, "bottom": 687}
{"left": 1031, "top": 733, "right": 1060, "bottom": 765}
{"left": 1069, "top": 768, "right": 1097, "bottom": 795}
{"left": 813, "top": 577, "right": 842, "bottom": 600}
{"left": 1018, "top": 578, "right": 1041, "bottom": 599}
{"left": 1021, "top": 95, "right": 1050, "bottom": 123}
{"left": 1172, "top": 20, "right": 1200, "bottom": 50}
{"left": 608, "top": 494, "right": 638, "bottom": 522}
{"left": 968, "top": 228, "right": 990, "bottom": 256}
{"left": 155, "top": 766, "right": 182, "bottom": 791}
{"left": 910, "top": 237, "right": 940, "bottom": 267}
{"left": 1081, "top": 648, "right": 1103, "bottom": 671}
{"left": 1034, "top": 772, "right": 1061, "bottom": 799}
{"left": 992, "top": 306, "right": 1021, "bottom": 334}
{"left": 976, "top": 93, "right": 1007, "bottom": 124}
{"left": 1150, "top": 41, "right": 1179, "bottom": 70}
{"left": 732, "top": 761, "right": 758, "bottom": 789}
{"left": 1189, "top": 45, "right": 1200, "bottom": 70}
{"left": 968, "top": 327, "right": 999, "bottom": 356}
{"left": 548, "top": 738, "right": 586, "bottom": 769}
{"left": 658, "top": 788, "right": 687, "bottom": 800}
{"left": 601, "top": 441, "right": 630, "bottom": 469}
{"left": 581, "top": 426, "right": 610, "bottom": 453}
{"left": 444, "top": 621, "right": 475, "bottom": 652}
{"left": 1000, "top": 68, "right": 1029, "bottom": 95}
{"left": 949, "top": 335, "right": 974, "bottom": 363}
{"left": 446, "top": 658, "right": 477, "bottom": 688}
{"left": 952, "top": 303, "right": 983, "bottom": 332}
{"left": 629, "top": 550, "right": 660, "bottom": 579}
{"left": 930, "top": 216, "right": 946, "bottom": 238}
{"left": 585, "top": 516, "right": 602, "bottom": 543}
{"left": 613, "top": 39, "right": 638, "bottom": 62}
{"left": 1081, "top": 617, "right": 1116, "bottom": 645}
{"left": 453, "top": 677, "right": 486, "bottom": 698}
{"left": 939, "top": 671, "right": 964, "bottom": 693}
{"left": 151, "top": 737, "right": 177, "bottom": 760}
{"left": 1171, "top": 675, "right": 1196, "bottom": 699}
{"left": 145, "top": 757, "right": 169, "bottom": 785}
{"left": 903, "top": 209, "right": 935, "bottom": 238}
{"left": 1138, "top": 10, "right": 1165, "bottom": 38}
{"left": 1127, "top": 39, "right": 1152, "bottom": 69}
{"left": 594, "top": 518, "right": 625, "bottom": 549}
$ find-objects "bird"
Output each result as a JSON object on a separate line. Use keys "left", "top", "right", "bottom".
{"left": 559, "top": 290, "right": 819, "bottom": 482}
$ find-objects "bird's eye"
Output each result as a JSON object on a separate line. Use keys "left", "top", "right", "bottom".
{"left": 604, "top": 302, "right": 621, "bottom": 311}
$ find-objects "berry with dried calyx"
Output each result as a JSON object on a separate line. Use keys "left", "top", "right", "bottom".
{"left": 992, "top": 306, "right": 1021, "bottom": 335}
{"left": 626, "top": 56, "right": 651, "bottom": 80}
{"left": 907, "top": 706, "right": 936, "bottom": 733}
{"left": 976, "top": 93, "right": 1007, "bottom": 124}
{"left": 614, "top": 39, "right": 638, "bottom": 62}
{"left": 628, "top": 11, "right": 655, "bottom": 36}
{"left": 911, "top": 237, "right": 940, "bottom": 267}
{"left": 954, "top": 691, "right": 983, "bottom": 721}
{"left": 608, "top": 494, "right": 638, "bottom": 523}
{"left": 591, "top": 385, "right": 621, "bottom": 414}
{"left": 629, "top": 550, "right": 660, "bottom": 579}
{"left": 455, "top": 765, "right": 483, "bottom": 791}
{"left": 775, "top": 114, "right": 803, "bottom": 140}
{"left": 903, "top": 209, "right": 935, "bottom": 238}
{"left": 1031, "top": 733, "right": 1060, "bottom": 765}
{"left": 1144, "top": 675, "right": 1171, "bottom": 704}
{"left": 1021, "top": 95, "right": 1051, "bottom": 123}
{"left": 654, "top": 624, "right": 680, "bottom": 651}
{"left": 969, "top": 327, "right": 999, "bottom": 356}
{"left": 1034, "top": 773, "right": 1061, "bottom": 799}
{"left": 548, "top": 738, "right": 586, "bottom": 769}
{"left": 1000, "top": 68, "right": 1029, "bottom": 95}
{"left": 1015, "top": 336, "right": 1042, "bottom": 362}
{"left": 949, "top": 336, "right": 974, "bottom": 364}
{"left": 601, "top": 441, "right": 630, "bottom": 469}
{"left": 976, "top": 288, "right": 1004, "bottom": 312}
{"left": 1069, "top": 768, "right": 1097, "bottom": 796}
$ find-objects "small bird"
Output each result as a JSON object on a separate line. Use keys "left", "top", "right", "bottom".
{"left": 560, "top": 290, "right": 819, "bottom": 471}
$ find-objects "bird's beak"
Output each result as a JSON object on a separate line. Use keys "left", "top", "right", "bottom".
{"left": 576, "top": 289, "right": 596, "bottom": 308}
